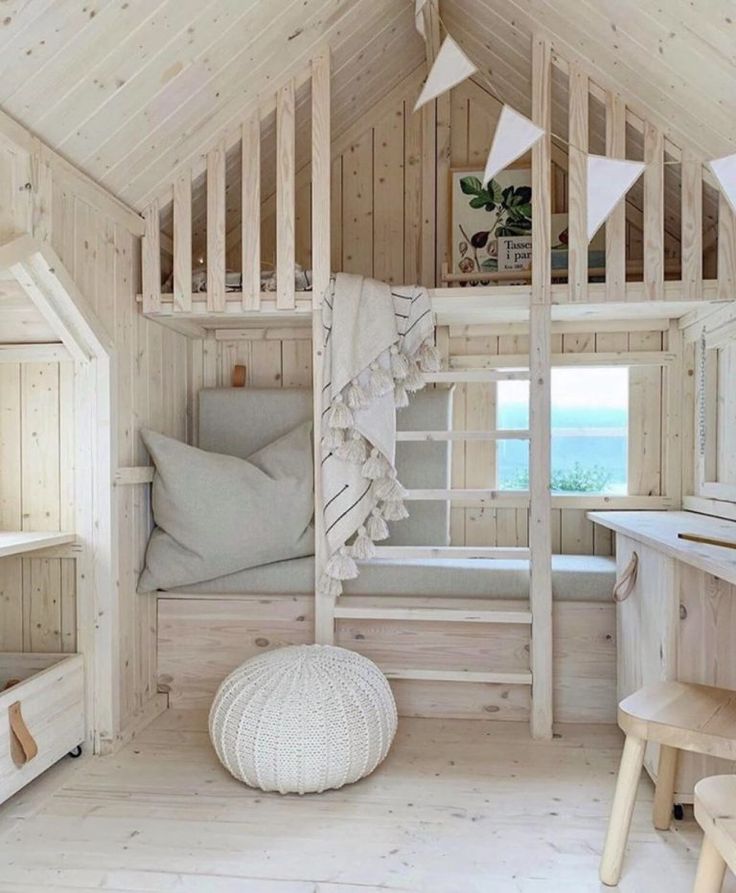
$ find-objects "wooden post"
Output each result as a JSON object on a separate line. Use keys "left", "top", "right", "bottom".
{"left": 530, "top": 35, "right": 553, "bottom": 741}
{"left": 605, "top": 92, "right": 626, "bottom": 300}
{"left": 643, "top": 122, "right": 664, "bottom": 300}
{"left": 717, "top": 192, "right": 736, "bottom": 300}
{"left": 206, "top": 140, "right": 226, "bottom": 312}
{"left": 277, "top": 79, "right": 296, "bottom": 310}
{"left": 311, "top": 51, "right": 332, "bottom": 644}
{"left": 142, "top": 201, "right": 161, "bottom": 314}
{"left": 568, "top": 64, "right": 588, "bottom": 302}
{"left": 242, "top": 115, "right": 261, "bottom": 311}
{"left": 681, "top": 150, "right": 703, "bottom": 298}
{"left": 173, "top": 172, "right": 192, "bottom": 313}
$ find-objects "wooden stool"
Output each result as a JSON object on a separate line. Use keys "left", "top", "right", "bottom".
{"left": 693, "top": 776, "right": 736, "bottom": 893}
{"left": 600, "top": 681, "right": 736, "bottom": 886}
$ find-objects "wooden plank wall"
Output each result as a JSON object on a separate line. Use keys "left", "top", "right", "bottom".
{"left": 0, "top": 360, "right": 76, "bottom": 652}
{"left": 48, "top": 182, "right": 191, "bottom": 737}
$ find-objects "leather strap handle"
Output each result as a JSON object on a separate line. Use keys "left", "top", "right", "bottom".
{"left": 613, "top": 551, "right": 639, "bottom": 603}
{"left": 9, "top": 701, "right": 38, "bottom": 768}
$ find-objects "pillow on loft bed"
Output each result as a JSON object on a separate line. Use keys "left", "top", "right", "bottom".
{"left": 137, "top": 423, "right": 314, "bottom": 592}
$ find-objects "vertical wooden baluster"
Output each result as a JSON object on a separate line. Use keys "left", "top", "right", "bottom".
{"left": 605, "top": 92, "right": 627, "bottom": 300}
{"left": 173, "top": 172, "right": 192, "bottom": 313}
{"left": 242, "top": 115, "right": 261, "bottom": 311}
{"left": 530, "top": 34, "right": 553, "bottom": 741}
{"left": 277, "top": 79, "right": 296, "bottom": 310}
{"left": 681, "top": 150, "right": 703, "bottom": 298}
{"left": 644, "top": 122, "right": 664, "bottom": 299}
{"left": 717, "top": 192, "right": 736, "bottom": 300}
{"left": 568, "top": 64, "right": 588, "bottom": 302}
{"left": 207, "top": 140, "right": 226, "bottom": 312}
{"left": 312, "top": 50, "right": 331, "bottom": 644}
{"left": 142, "top": 200, "right": 161, "bottom": 313}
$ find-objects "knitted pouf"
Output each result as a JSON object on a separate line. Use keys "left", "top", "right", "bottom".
{"left": 209, "top": 644, "right": 398, "bottom": 794}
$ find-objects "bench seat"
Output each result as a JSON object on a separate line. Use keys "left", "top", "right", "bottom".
{"left": 164, "top": 554, "right": 616, "bottom": 603}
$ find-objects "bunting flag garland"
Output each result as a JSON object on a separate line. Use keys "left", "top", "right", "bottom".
{"left": 586, "top": 155, "right": 646, "bottom": 241}
{"left": 414, "top": 35, "right": 477, "bottom": 112}
{"left": 483, "top": 105, "right": 545, "bottom": 186}
{"left": 708, "top": 153, "right": 736, "bottom": 216}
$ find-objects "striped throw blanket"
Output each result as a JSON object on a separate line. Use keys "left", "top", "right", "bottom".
{"left": 318, "top": 273, "right": 439, "bottom": 596}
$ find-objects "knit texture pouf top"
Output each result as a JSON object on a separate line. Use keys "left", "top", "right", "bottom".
{"left": 209, "top": 644, "right": 398, "bottom": 794}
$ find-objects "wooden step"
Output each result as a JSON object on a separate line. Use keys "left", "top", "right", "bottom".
{"left": 368, "top": 546, "right": 530, "bottom": 560}
{"left": 396, "top": 430, "right": 529, "bottom": 442}
{"left": 424, "top": 370, "right": 529, "bottom": 383}
{"left": 334, "top": 596, "right": 532, "bottom": 624}
{"left": 382, "top": 668, "right": 533, "bottom": 685}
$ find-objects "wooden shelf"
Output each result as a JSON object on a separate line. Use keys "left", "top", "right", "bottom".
{"left": 0, "top": 531, "right": 76, "bottom": 559}
{"left": 138, "top": 287, "right": 725, "bottom": 337}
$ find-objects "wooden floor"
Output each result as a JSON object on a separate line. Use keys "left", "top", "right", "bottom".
{"left": 0, "top": 712, "right": 733, "bottom": 893}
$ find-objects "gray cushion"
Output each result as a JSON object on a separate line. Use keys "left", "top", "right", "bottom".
{"left": 138, "top": 423, "right": 314, "bottom": 592}
{"left": 197, "top": 387, "right": 453, "bottom": 546}
{"left": 168, "top": 554, "right": 616, "bottom": 603}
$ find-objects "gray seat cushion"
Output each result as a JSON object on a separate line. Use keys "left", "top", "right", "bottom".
{"left": 168, "top": 554, "right": 616, "bottom": 603}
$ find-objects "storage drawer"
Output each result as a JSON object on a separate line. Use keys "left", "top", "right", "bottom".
{"left": 0, "top": 653, "right": 84, "bottom": 804}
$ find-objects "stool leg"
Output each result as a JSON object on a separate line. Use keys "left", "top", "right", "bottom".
{"left": 653, "top": 744, "right": 678, "bottom": 830}
{"left": 693, "top": 835, "right": 727, "bottom": 893}
{"left": 600, "top": 734, "right": 647, "bottom": 886}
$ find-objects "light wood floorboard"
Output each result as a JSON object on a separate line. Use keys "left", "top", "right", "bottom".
{"left": 0, "top": 712, "right": 732, "bottom": 892}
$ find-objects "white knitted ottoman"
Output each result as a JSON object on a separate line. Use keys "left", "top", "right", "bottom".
{"left": 209, "top": 644, "right": 397, "bottom": 794}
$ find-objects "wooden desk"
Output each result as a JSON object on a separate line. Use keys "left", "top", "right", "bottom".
{"left": 588, "top": 510, "right": 736, "bottom": 802}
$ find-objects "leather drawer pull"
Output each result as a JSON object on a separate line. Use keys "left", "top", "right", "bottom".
{"left": 9, "top": 701, "right": 38, "bottom": 768}
{"left": 613, "top": 551, "right": 639, "bottom": 603}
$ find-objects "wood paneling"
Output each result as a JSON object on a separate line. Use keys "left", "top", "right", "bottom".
{"left": 158, "top": 595, "right": 616, "bottom": 723}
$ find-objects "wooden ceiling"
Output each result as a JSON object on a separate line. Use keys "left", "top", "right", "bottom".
{"left": 0, "top": 0, "right": 733, "bottom": 212}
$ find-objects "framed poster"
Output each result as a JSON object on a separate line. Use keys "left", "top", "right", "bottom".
{"left": 449, "top": 167, "right": 532, "bottom": 283}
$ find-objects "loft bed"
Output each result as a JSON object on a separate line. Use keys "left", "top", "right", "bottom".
{"left": 134, "top": 42, "right": 736, "bottom": 742}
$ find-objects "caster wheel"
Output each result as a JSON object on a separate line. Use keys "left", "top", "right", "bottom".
{"left": 673, "top": 803, "right": 684, "bottom": 821}
{"left": 68, "top": 745, "right": 83, "bottom": 759}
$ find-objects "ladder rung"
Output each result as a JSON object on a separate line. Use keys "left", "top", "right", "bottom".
{"left": 424, "top": 370, "right": 529, "bottom": 383}
{"left": 334, "top": 596, "right": 532, "bottom": 624}
{"left": 396, "top": 430, "right": 530, "bottom": 442}
{"left": 369, "top": 546, "right": 530, "bottom": 560}
{"left": 404, "top": 489, "right": 530, "bottom": 504}
{"left": 382, "top": 668, "right": 533, "bottom": 685}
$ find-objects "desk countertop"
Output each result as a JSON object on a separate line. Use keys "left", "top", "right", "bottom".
{"left": 587, "top": 510, "right": 736, "bottom": 587}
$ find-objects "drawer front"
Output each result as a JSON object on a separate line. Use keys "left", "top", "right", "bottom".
{"left": 0, "top": 653, "right": 84, "bottom": 803}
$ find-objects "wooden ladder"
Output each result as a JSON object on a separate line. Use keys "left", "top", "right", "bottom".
{"left": 313, "top": 343, "right": 553, "bottom": 740}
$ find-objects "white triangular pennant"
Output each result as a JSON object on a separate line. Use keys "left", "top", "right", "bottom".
{"left": 414, "top": 36, "right": 477, "bottom": 112}
{"left": 483, "top": 105, "right": 545, "bottom": 186}
{"left": 709, "top": 153, "right": 736, "bottom": 216}
{"left": 586, "top": 155, "right": 645, "bottom": 241}
{"left": 415, "top": 0, "right": 428, "bottom": 36}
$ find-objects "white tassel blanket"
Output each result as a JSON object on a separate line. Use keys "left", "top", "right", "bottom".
{"left": 318, "top": 272, "right": 439, "bottom": 596}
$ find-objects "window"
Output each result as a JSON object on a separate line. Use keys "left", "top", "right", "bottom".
{"left": 496, "top": 367, "right": 629, "bottom": 494}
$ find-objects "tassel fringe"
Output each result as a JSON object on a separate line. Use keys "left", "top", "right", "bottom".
{"left": 362, "top": 448, "right": 390, "bottom": 480}
{"left": 394, "top": 382, "right": 409, "bottom": 408}
{"left": 390, "top": 345, "right": 410, "bottom": 380}
{"left": 322, "top": 427, "right": 345, "bottom": 450}
{"left": 325, "top": 546, "right": 359, "bottom": 581}
{"left": 336, "top": 430, "right": 368, "bottom": 464}
{"left": 381, "top": 499, "right": 409, "bottom": 521}
{"left": 328, "top": 395, "right": 353, "bottom": 429}
{"left": 366, "top": 508, "right": 390, "bottom": 541}
{"left": 346, "top": 380, "right": 369, "bottom": 410}
{"left": 374, "top": 473, "right": 406, "bottom": 502}
{"left": 318, "top": 573, "right": 343, "bottom": 598}
{"left": 351, "top": 526, "right": 376, "bottom": 560}
{"left": 404, "top": 361, "right": 425, "bottom": 392}
{"left": 368, "top": 362, "right": 394, "bottom": 398}
{"left": 418, "top": 339, "right": 442, "bottom": 373}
